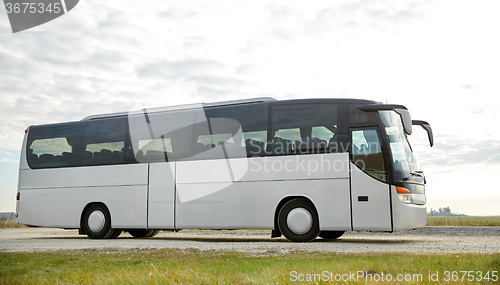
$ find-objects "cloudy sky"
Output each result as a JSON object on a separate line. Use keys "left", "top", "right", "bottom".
{"left": 1, "top": 0, "right": 499, "bottom": 215}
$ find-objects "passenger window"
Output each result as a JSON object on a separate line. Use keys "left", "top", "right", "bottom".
{"left": 139, "top": 138, "right": 173, "bottom": 153}
{"left": 31, "top": 137, "right": 72, "bottom": 156}
{"left": 243, "top": 130, "right": 267, "bottom": 157}
{"left": 26, "top": 119, "right": 135, "bottom": 169}
{"left": 29, "top": 137, "right": 75, "bottom": 168}
{"left": 275, "top": 128, "right": 301, "bottom": 142}
{"left": 83, "top": 118, "right": 129, "bottom": 166}
{"left": 243, "top": 131, "right": 267, "bottom": 145}
{"left": 86, "top": 142, "right": 124, "bottom": 153}
{"left": 205, "top": 103, "right": 269, "bottom": 158}
{"left": 133, "top": 138, "right": 172, "bottom": 162}
{"left": 197, "top": 133, "right": 234, "bottom": 146}
{"left": 351, "top": 129, "right": 387, "bottom": 182}
{"left": 312, "top": 126, "right": 335, "bottom": 142}
{"left": 270, "top": 104, "right": 345, "bottom": 155}
{"left": 193, "top": 132, "right": 236, "bottom": 159}
{"left": 83, "top": 142, "right": 125, "bottom": 165}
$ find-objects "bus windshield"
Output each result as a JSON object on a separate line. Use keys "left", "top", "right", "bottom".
{"left": 379, "top": 110, "right": 423, "bottom": 184}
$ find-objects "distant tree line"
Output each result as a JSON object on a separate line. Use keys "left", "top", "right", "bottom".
{"left": 427, "top": 207, "right": 465, "bottom": 216}
{"left": 0, "top": 212, "right": 16, "bottom": 221}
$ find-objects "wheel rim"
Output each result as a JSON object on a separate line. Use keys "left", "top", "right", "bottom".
{"left": 88, "top": 210, "right": 106, "bottom": 233}
{"left": 286, "top": 207, "right": 313, "bottom": 235}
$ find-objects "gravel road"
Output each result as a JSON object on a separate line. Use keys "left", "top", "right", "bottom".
{"left": 1, "top": 227, "right": 499, "bottom": 254}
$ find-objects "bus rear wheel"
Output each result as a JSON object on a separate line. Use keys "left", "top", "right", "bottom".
{"left": 128, "top": 229, "right": 160, "bottom": 238}
{"left": 319, "top": 231, "right": 345, "bottom": 240}
{"left": 278, "top": 198, "right": 320, "bottom": 242}
{"left": 82, "top": 204, "right": 117, "bottom": 239}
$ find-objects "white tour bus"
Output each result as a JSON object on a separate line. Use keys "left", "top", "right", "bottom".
{"left": 16, "top": 98, "right": 433, "bottom": 242}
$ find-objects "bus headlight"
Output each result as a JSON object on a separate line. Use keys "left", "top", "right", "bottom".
{"left": 398, "top": 193, "right": 413, "bottom": 204}
{"left": 396, "top": 186, "right": 413, "bottom": 204}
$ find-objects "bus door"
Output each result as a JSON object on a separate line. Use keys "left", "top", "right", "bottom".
{"left": 349, "top": 128, "right": 392, "bottom": 231}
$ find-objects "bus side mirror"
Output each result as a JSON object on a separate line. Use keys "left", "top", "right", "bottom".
{"left": 395, "top": 109, "right": 412, "bottom": 135}
{"left": 412, "top": 120, "right": 434, "bottom": 147}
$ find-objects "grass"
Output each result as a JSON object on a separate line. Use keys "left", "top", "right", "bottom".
{"left": 0, "top": 249, "right": 499, "bottom": 284}
{"left": 0, "top": 220, "right": 28, "bottom": 229}
{"left": 0, "top": 217, "right": 499, "bottom": 284}
{"left": 426, "top": 216, "right": 500, "bottom": 227}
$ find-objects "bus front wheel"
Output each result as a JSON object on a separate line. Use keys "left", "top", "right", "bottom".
{"left": 278, "top": 198, "right": 320, "bottom": 242}
{"left": 82, "top": 204, "right": 118, "bottom": 239}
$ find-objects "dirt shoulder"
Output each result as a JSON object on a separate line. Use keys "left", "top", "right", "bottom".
{"left": 1, "top": 227, "right": 499, "bottom": 253}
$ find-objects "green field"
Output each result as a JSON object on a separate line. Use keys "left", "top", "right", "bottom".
{"left": 1, "top": 217, "right": 499, "bottom": 284}
{"left": 426, "top": 216, "right": 500, "bottom": 227}
{"left": 0, "top": 249, "right": 499, "bottom": 284}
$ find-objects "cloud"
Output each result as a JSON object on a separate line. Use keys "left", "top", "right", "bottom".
{"left": 467, "top": 106, "right": 499, "bottom": 115}
{"left": 1, "top": 0, "right": 500, "bottom": 217}
{"left": 0, "top": 0, "right": 499, "bottom": 163}
{"left": 138, "top": 59, "right": 222, "bottom": 79}
{"left": 461, "top": 84, "right": 477, "bottom": 90}
{"left": 136, "top": 59, "right": 257, "bottom": 100}
{"left": 181, "top": 36, "right": 206, "bottom": 50}
{"left": 158, "top": 9, "right": 198, "bottom": 20}
{"left": 0, "top": 149, "right": 19, "bottom": 163}
{"left": 415, "top": 134, "right": 500, "bottom": 171}
{"left": 0, "top": 2, "right": 198, "bottom": 150}
{"left": 360, "top": 1, "right": 430, "bottom": 24}
{"left": 304, "top": 0, "right": 433, "bottom": 36}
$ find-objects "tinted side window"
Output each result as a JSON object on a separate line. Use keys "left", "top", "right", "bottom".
{"left": 270, "top": 104, "right": 348, "bottom": 155}
{"left": 27, "top": 117, "right": 135, "bottom": 169}
{"left": 204, "top": 103, "right": 269, "bottom": 158}
{"left": 83, "top": 117, "right": 132, "bottom": 166}
{"left": 128, "top": 108, "right": 210, "bottom": 162}
{"left": 27, "top": 122, "right": 85, "bottom": 169}
{"left": 129, "top": 103, "right": 269, "bottom": 161}
{"left": 351, "top": 129, "right": 387, "bottom": 182}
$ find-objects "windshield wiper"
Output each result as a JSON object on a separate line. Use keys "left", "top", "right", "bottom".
{"left": 403, "top": 171, "right": 426, "bottom": 183}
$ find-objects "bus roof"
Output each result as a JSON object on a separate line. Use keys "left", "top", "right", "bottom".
{"left": 81, "top": 97, "right": 277, "bottom": 121}
{"left": 81, "top": 97, "right": 382, "bottom": 121}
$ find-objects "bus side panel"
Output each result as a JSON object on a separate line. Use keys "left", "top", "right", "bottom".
{"left": 17, "top": 186, "right": 148, "bottom": 229}
{"left": 17, "top": 164, "right": 148, "bottom": 229}
{"left": 391, "top": 186, "right": 427, "bottom": 231}
{"left": 175, "top": 153, "right": 351, "bottom": 230}
{"left": 176, "top": 154, "right": 350, "bottom": 184}
{"left": 148, "top": 162, "right": 175, "bottom": 229}
{"left": 175, "top": 179, "right": 351, "bottom": 230}
{"left": 19, "top": 164, "right": 147, "bottom": 189}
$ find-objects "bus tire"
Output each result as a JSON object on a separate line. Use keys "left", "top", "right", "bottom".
{"left": 128, "top": 229, "right": 158, "bottom": 238}
{"left": 319, "top": 231, "right": 345, "bottom": 240}
{"left": 108, "top": 229, "right": 123, "bottom": 239}
{"left": 148, "top": 230, "right": 160, "bottom": 237}
{"left": 278, "top": 198, "right": 320, "bottom": 242}
{"left": 82, "top": 204, "right": 116, "bottom": 239}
